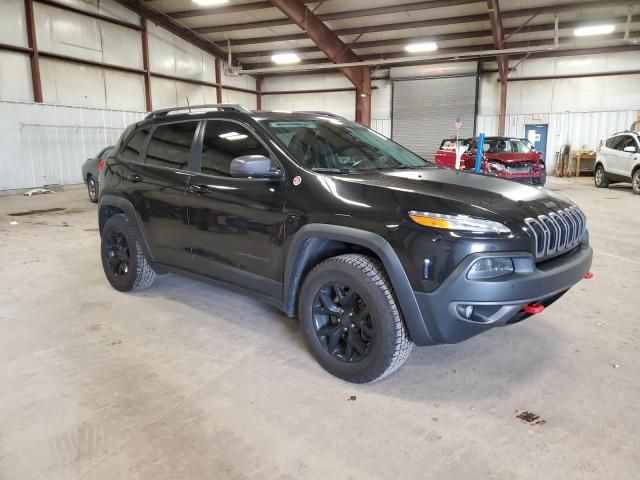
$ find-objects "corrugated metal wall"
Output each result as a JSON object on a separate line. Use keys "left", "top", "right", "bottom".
{"left": 0, "top": 101, "right": 145, "bottom": 191}
{"left": 476, "top": 110, "right": 639, "bottom": 171}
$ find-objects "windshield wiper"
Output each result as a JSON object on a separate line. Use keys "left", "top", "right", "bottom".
{"left": 311, "top": 167, "right": 353, "bottom": 174}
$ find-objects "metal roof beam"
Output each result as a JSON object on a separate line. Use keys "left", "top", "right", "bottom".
{"left": 269, "top": 0, "right": 371, "bottom": 126}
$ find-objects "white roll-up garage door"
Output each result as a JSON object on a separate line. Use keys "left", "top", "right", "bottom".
{"left": 392, "top": 75, "right": 477, "bottom": 159}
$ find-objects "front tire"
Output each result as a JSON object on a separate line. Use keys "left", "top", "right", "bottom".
{"left": 298, "top": 254, "right": 413, "bottom": 383}
{"left": 101, "top": 214, "right": 156, "bottom": 292}
{"left": 87, "top": 176, "right": 98, "bottom": 203}
{"left": 633, "top": 170, "right": 640, "bottom": 195}
{"left": 594, "top": 165, "right": 609, "bottom": 188}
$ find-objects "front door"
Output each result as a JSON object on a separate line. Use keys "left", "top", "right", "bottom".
{"left": 183, "top": 119, "right": 286, "bottom": 299}
{"left": 119, "top": 120, "right": 199, "bottom": 267}
{"left": 525, "top": 124, "right": 548, "bottom": 163}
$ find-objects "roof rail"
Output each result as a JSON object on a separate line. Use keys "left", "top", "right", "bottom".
{"left": 298, "top": 111, "right": 348, "bottom": 120}
{"left": 145, "top": 104, "right": 251, "bottom": 119}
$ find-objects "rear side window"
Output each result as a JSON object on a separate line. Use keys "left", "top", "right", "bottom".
{"left": 606, "top": 136, "right": 625, "bottom": 150}
{"left": 200, "top": 121, "right": 269, "bottom": 177}
{"left": 120, "top": 128, "right": 149, "bottom": 162}
{"left": 146, "top": 121, "right": 199, "bottom": 170}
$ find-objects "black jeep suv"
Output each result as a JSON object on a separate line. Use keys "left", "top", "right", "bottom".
{"left": 98, "top": 105, "right": 593, "bottom": 383}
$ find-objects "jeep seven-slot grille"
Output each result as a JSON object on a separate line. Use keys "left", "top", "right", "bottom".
{"left": 524, "top": 206, "right": 586, "bottom": 259}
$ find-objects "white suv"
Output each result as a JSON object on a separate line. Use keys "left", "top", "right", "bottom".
{"left": 594, "top": 131, "right": 640, "bottom": 194}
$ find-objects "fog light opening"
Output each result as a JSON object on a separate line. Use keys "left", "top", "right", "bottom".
{"left": 456, "top": 304, "right": 474, "bottom": 320}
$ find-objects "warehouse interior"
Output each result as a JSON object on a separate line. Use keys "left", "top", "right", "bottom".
{"left": 1, "top": 0, "right": 639, "bottom": 478}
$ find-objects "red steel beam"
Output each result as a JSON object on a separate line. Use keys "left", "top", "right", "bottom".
{"left": 215, "top": 59, "right": 223, "bottom": 103}
{"left": 24, "top": 0, "right": 43, "bottom": 103}
{"left": 141, "top": 17, "right": 152, "bottom": 111}
{"left": 270, "top": 0, "right": 371, "bottom": 126}
{"left": 256, "top": 78, "right": 262, "bottom": 110}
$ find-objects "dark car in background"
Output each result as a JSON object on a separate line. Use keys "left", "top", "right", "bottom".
{"left": 81, "top": 146, "right": 113, "bottom": 202}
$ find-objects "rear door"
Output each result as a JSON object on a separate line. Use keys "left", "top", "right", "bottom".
{"left": 115, "top": 120, "right": 199, "bottom": 267}
{"left": 183, "top": 119, "right": 287, "bottom": 298}
{"left": 620, "top": 136, "right": 640, "bottom": 178}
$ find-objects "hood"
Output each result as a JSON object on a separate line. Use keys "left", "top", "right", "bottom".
{"left": 483, "top": 152, "right": 541, "bottom": 163}
{"left": 331, "top": 167, "right": 573, "bottom": 225}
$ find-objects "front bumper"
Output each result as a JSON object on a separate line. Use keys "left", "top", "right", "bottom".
{"left": 409, "top": 243, "right": 593, "bottom": 345}
{"left": 488, "top": 170, "right": 546, "bottom": 185}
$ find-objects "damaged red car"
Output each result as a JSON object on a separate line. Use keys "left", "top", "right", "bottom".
{"left": 435, "top": 136, "right": 546, "bottom": 186}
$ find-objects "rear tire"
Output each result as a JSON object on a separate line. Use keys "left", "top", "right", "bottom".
{"left": 633, "top": 170, "right": 640, "bottom": 195}
{"left": 298, "top": 254, "right": 413, "bottom": 383}
{"left": 594, "top": 165, "right": 609, "bottom": 188}
{"left": 87, "top": 176, "right": 98, "bottom": 203}
{"left": 101, "top": 214, "right": 156, "bottom": 292}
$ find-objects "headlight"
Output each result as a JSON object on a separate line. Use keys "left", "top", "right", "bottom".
{"left": 487, "top": 161, "right": 506, "bottom": 172}
{"left": 408, "top": 211, "right": 511, "bottom": 234}
{"left": 467, "top": 257, "right": 515, "bottom": 280}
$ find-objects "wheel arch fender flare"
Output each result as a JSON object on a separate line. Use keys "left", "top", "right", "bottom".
{"left": 284, "top": 224, "right": 433, "bottom": 345}
{"left": 99, "top": 194, "right": 155, "bottom": 262}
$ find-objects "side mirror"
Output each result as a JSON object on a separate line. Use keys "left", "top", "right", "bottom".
{"left": 229, "top": 155, "right": 281, "bottom": 178}
{"left": 623, "top": 145, "right": 637, "bottom": 153}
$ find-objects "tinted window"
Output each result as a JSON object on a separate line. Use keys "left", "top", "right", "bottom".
{"left": 120, "top": 128, "right": 149, "bottom": 162}
{"left": 606, "top": 136, "right": 625, "bottom": 150}
{"left": 200, "top": 121, "right": 269, "bottom": 177}
{"left": 146, "top": 121, "right": 199, "bottom": 170}
{"left": 621, "top": 136, "right": 638, "bottom": 153}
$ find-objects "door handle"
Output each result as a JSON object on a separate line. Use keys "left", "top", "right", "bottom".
{"left": 188, "top": 184, "right": 210, "bottom": 194}
{"left": 127, "top": 174, "right": 143, "bottom": 183}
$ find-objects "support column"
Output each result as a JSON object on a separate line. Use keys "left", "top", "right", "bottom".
{"left": 141, "top": 17, "right": 152, "bottom": 111}
{"left": 24, "top": 0, "right": 42, "bottom": 103}
{"left": 498, "top": 78, "right": 507, "bottom": 136}
{"left": 215, "top": 58, "right": 223, "bottom": 103}
{"left": 355, "top": 69, "right": 371, "bottom": 127}
{"left": 256, "top": 78, "right": 262, "bottom": 110}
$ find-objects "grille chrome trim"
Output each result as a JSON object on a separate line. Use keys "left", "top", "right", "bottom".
{"left": 525, "top": 206, "right": 587, "bottom": 260}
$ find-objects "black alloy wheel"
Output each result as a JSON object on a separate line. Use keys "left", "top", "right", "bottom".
{"left": 105, "top": 230, "right": 130, "bottom": 278}
{"left": 312, "top": 282, "right": 374, "bottom": 363}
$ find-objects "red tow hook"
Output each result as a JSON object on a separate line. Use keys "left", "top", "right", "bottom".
{"left": 523, "top": 303, "right": 545, "bottom": 314}
{"left": 584, "top": 272, "right": 594, "bottom": 279}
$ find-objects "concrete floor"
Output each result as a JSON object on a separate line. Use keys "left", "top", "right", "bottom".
{"left": 0, "top": 177, "right": 638, "bottom": 480}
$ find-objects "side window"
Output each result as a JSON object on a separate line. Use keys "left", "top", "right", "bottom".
{"left": 120, "top": 127, "right": 149, "bottom": 162}
{"left": 146, "top": 121, "right": 199, "bottom": 170}
{"left": 200, "top": 121, "right": 269, "bottom": 177}
{"left": 606, "top": 136, "right": 625, "bottom": 151}
{"left": 622, "top": 137, "right": 638, "bottom": 153}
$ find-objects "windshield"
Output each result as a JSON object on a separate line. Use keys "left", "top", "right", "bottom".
{"left": 470, "top": 138, "right": 532, "bottom": 154}
{"left": 259, "top": 117, "right": 432, "bottom": 172}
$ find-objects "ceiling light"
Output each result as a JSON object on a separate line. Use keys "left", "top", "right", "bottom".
{"left": 404, "top": 42, "right": 438, "bottom": 53}
{"left": 192, "top": 0, "right": 228, "bottom": 6}
{"left": 574, "top": 24, "right": 615, "bottom": 37}
{"left": 272, "top": 53, "right": 301, "bottom": 64}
